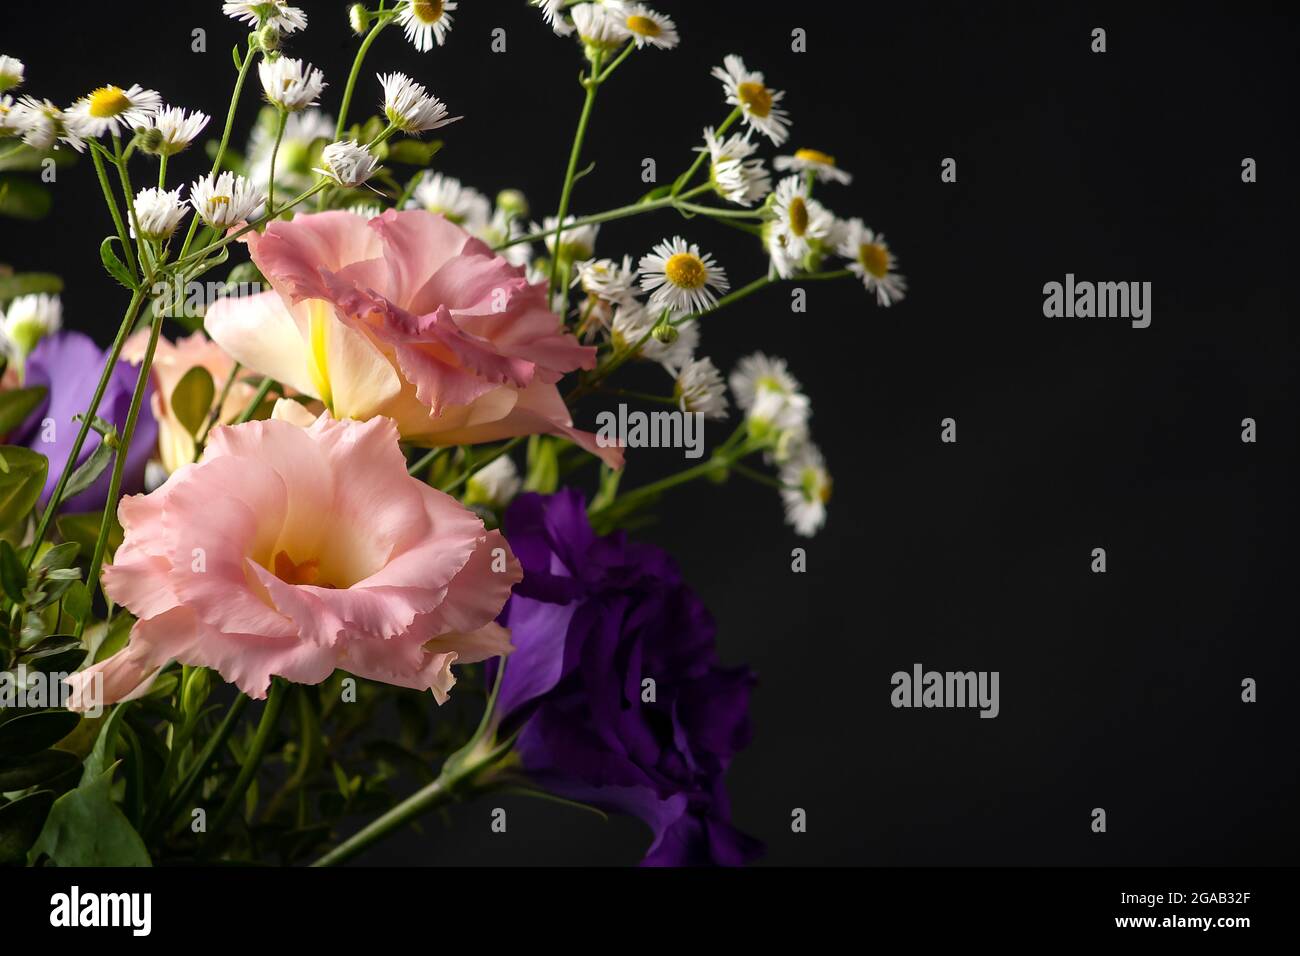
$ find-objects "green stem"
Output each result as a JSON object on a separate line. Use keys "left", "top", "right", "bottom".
{"left": 313, "top": 773, "right": 453, "bottom": 867}
{"left": 267, "top": 108, "right": 287, "bottom": 212}
{"left": 548, "top": 54, "right": 604, "bottom": 298}
{"left": 112, "top": 135, "right": 147, "bottom": 276}
{"left": 195, "top": 361, "right": 241, "bottom": 447}
{"left": 671, "top": 106, "right": 741, "bottom": 197}
{"left": 151, "top": 693, "right": 250, "bottom": 837}
{"left": 157, "top": 153, "right": 168, "bottom": 190}
{"left": 407, "top": 446, "right": 446, "bottom": 477}
{"left": 90, "top": 146, "right": 137, "bottom": 277}
{"left": 77, "top": 304, "right": 165, "bottom": 637}
{"left": 440, "top": 437, "right": 524, "bottom": 495}
{"left": 204, "top": 680, "right": 287, "bottom": 851}
{"left": 495, "top": 184, "right": 711, "bottom": 251}
{"left": 335, "top": 15, "right": 392, "bottom": 142}
{"left": 25, "top": 287, "right": 148, "bottom": 568}
{"left": 234, "top": 376, "right": 275, "bottom": 424}
{"left": 670, "top": 274, "right": 773, "bottom": 327}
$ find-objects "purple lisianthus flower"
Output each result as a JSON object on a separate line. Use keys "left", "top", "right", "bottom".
{"left": 492, "top": 489, "right": 763, "bottom": 867}
{"left": 13, "top": 331, "right": 157, "bottom": 511}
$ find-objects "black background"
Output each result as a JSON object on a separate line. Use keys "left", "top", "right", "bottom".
{"left": 3, "top": 0, "right": 1297, "bottom": 866}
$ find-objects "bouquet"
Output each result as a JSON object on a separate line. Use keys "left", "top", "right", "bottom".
{"left": 0, "top": 0, "right": 899, "bottom": 867}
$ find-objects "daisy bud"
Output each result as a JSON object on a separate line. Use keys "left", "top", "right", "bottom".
{"left": 652, "top": 322, "right": 678, "bottom": 345}
{"left": 495, "top": 188, "right": 528, "bottom": 220}
{"left": 349, "top": 3, "right": 369, "bottom": 35}
{"left": 0, "top": 56, "right": 24, "bottom": 94}
{"left": 315, "top": 140, "right": 379, "bottom": 187}
{"left": 0, "top": 293, "right": 61, "bottom": 365}
{"left": 257, "top": 23, "right": 282, "bottom": 52}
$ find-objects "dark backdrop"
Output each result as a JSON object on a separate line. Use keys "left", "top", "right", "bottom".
{"left": 4, "top": 1, "right": 1297, "bottom": 865}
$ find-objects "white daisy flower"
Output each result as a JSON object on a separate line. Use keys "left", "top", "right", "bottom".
{"left": 464, "top": 454, "right": 522, "bottom": 510}
{"left": 247, "top": 108, "right": 333, "bottom": 192}
{"left": 410, "top": 172, "right": 490, "bottom": 229}
{"left": 397, "top": 0, "right": 457, "bottom": 52}
{"left": 473, "top": 209, "right": 531, "bottom": 267}
{"left": 189, "top": 171, "right": 265, "bottom": 228}
{"left": 729, "top": 352, "right": 801, "bottom": 412}
{"left": 574, "top": 256, "right": 638, "bottom": 305}
{"left": 0, "top": 293, "right": 61, "bottom": 362}
{"left": 703, "top": 126, "right": 770, "bottom": 206}
{"left": 572, "top": 2, "right": 631, "bottom": 51}
{"left": 712, "top": 55, "right": 791, "bottom": 145}
{"left": 314, "top": 140, "right": 379, "bottom": 187}
{"left": 0, "top": 56, "right": 24, "bottom": 93}
{"left": 66, "top": 84, "right": 162, "bottom": 139}
{"left": 379, "top": 72, "right": 461, "bottom": 134}
{"left": 138, "top": 106, "right": 210, "bottom": 156}
{"left": 674, "top": 357, "right": 729, "bottom": 420}
{"left": 222, "top": 1, "right": 308, "bottom": 34}
{"left": 610, "top": 301, "right": 698, "bottom": 369}
{"left": 11, "top": 97, "right": 86, "bottom": 152}
{"left": 540, "top": 215, "right": 599, "bottom": 261}
{"left": 774, "top": 148, "right": 852, "bottom": 185}
{"left": 621, "top": 5, "right": 679, "bottom": 49}
{"left": 0, "top": 95, "right": 20, "bottom": 136}
{"left": 259, "top": 57, "right": 327, "bottom": 112}
{"left": 837, "top": 217, "right": 907, "bottom": 306}
{"left": 530, "top": 0, "right": 575, "bottom": 36}
{"left": 131, "top": 186, "right": 189, "bottom": 240}
{"left": 780, "top": 443, "right": 831, "bottom": 537}
{"left": 639, "top": 236, "right": 729, "bottom": 315}
{"left": 769, "top": 175, "right": 834, "bottom": 256}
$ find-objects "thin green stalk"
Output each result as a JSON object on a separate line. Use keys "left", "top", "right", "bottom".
{"left": 267, "top": 108, "right": 287, "bottom": 212}
{"left": 407, "top": 446, "right": 447, "bottom": 477}
{"left": 89, "top": 146, "right": 137, "bottom": 277}
{"left": 334, "top": 14, "right": 393, "bottom": 142}
{"left": 204, "top": 680, "right": 287, "bottom": 851}
{"left": 440, "top": 437, "right": 524, "bottom": 494}
{"left": 234, "top": 376, "right": 274, "bottom": 424}
{"left": 195, "top": 361, "right": 241, "bottom": 447}
{"left": 671, "top": 106, "right": 741, "bottom": 196}
{"left": 25, "top": 287, "right": 148, "bottom": 567}
{"left": 78, "top": 305, "right": 165, "bottom": 636}
{"left": 158, "top": 153, "right": 168, "bottom": 189}
{"left": 548, "top": 54, "right": 604, "bottom": 298}
{"left": 151, "top": 693, "right": 250, "bottom": 837}
{"left": 495, "top": 184, "right": 711, "bottom": 251}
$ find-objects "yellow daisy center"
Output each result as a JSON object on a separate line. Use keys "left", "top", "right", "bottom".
{"left": 788, "top": 196, "right": 809, "bottom": 237}
{"left": 88, "top": 86, "right": 131, "bottom": 119}
{"left": 737, "top": 81, "right": 773, "bottom": 118}
{"left": 664, "top": 252, "right": 707, "bottom": 290}
{"left": 858, "top": 243, "right": 890, "bottom": 279}
{"left": 802, "top": 470, "right": 832, "bottom": 504}
{"left": 626, "top": 14, "right": 662, "bottom": 36}
{"left": 412, "top": 0, "right": 445, "bottom": 23}
{"left": 795, "top": 148, "right": 836, "bottom": 167}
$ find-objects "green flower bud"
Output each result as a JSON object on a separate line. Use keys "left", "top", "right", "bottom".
{"left": 652, "top": 322, "right": 679, "bottom": 345}
{"left": 181, "top": 666, "right": 212, "bottom": 720}
{"left": 495, "top": 189, "right": 529, "bottom": 219}
{"left": 258, "top": 23, "right": 282, "bottom": 52}
{"left": 349, "top": 4, "right": 370, "bottom": 35}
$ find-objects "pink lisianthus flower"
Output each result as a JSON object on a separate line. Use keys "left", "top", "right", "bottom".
{"left": 204, "top": 209, "right": 623, "bottom": 466}
{"left": 64, "top": 412, "right": 523, "bottom": 708}
{"left": 123, "top": 330, "right": 259, "bottom": 474}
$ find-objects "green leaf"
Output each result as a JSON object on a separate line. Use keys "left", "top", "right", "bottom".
{"left": 0, "top": 790, "right": 54, "bottom": 865}
{"left": 0, "top": 445, "right": 47, "bottom": 532}
{"left": 522, "top": 436, "right": 559, "bottom": 494}
{"left": 62, "top": 580, "right": 91, "bottom": 626}
{"left": 170, "top": 365, "right": 215, "bottom": 437}
{"left": 0, "top": 386, "right": 46, "bottom": 438}
{"left": 30, "top": 764, "right": 151, "bottom": 866}
{"left": 62, "top": 441, "right": 114, "bottom": 502}
{"left": 0, "top": 709, "right": 81, "bottom": 757}
{"left": 36, "top": 541, "right": 80, "bottom": 573}
{"left": 99, "top": 236, "right": 138, "bottom": 290}
{"left": 0, "top": 538, "right": 25, "bottom": 604}
{"left": 57, "top": 510, "right": 124, "bottom": 559}
{"left": 0, "top": 176, "right": 52, "bottom": 220}
{"left": 0, "top": 271, "right": 62, "bottom": 303}
{"left": 0, "top": 749, "right": 81, "bottom": 789}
